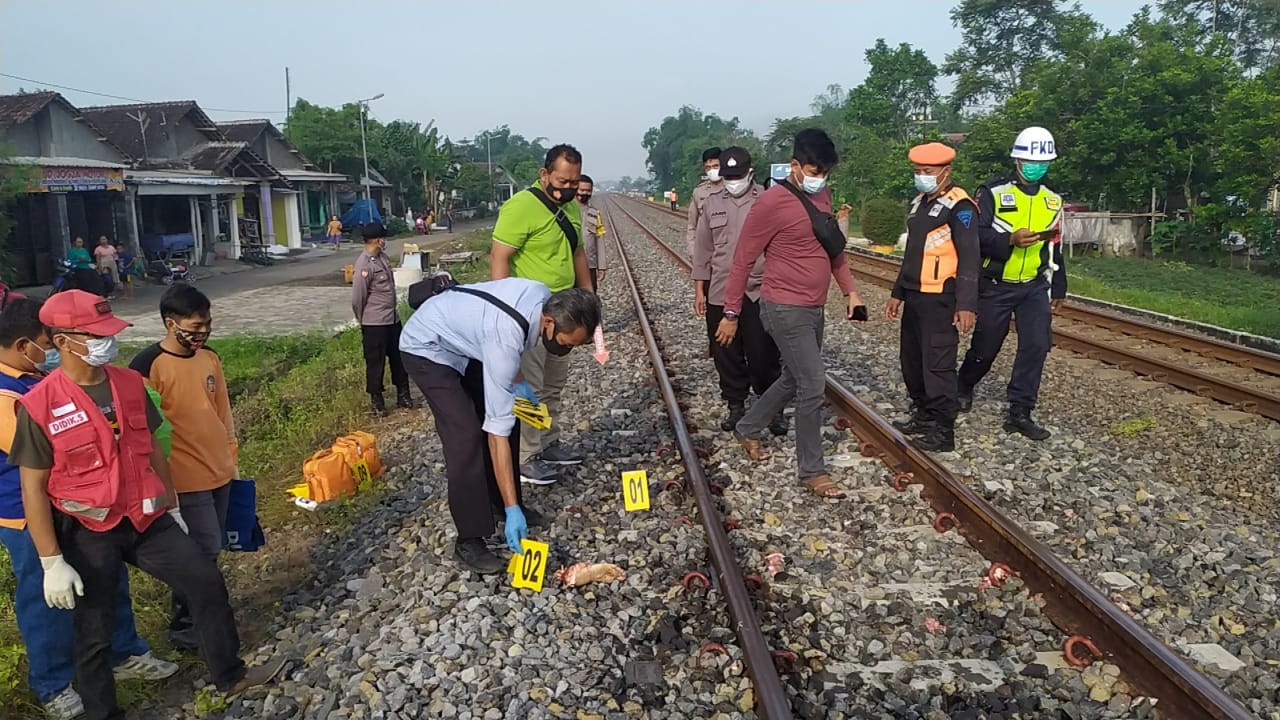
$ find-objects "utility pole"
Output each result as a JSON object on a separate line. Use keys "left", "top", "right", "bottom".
{"left": 486, "top": 132, "right": 495, "bottom": 208}
{"left": 356, "top": 93, "right": 384, "bottom": 223}
{"left": 284, "top": 67, "right": 291, "bottom": 139}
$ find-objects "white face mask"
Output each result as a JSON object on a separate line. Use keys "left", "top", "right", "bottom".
{"left": 914, "top": 173, "right": 939, "bottom": 194}
{"left": 724, "top": 177, "right": 752, "bottom": 197}
{"left": 706, "top": 168, "right": 721, "bottom": 183}
{"left": 798, "top": 170, "right": 827, "bottom": 194}
{"left": 68, "top": 335, "right": 119, "bottom": 367}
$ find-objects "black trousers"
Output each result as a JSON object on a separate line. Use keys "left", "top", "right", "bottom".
{"left": 54, "top": 512, "right": 244, "bottom": 720}
{"left": 403, "top": 353, "right": 523, "bottom": 539}
{"left": 706, "top": 299, "right": 782, "bottom": 404}
{"left": 589, "top": 268, "right": 599, "bottom": 293}
{"left": 361, "top": 322, "right": 409, "bottom": 395}
{"left": 900, "top": 289, "right": 959, "bottom": 425}
{"left": 958, "top": 278, "right": 1052, "bottom": 410}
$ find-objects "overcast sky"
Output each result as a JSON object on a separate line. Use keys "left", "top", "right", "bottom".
{"left": 1, "top": 1, "right": 1149, "bottom": 181}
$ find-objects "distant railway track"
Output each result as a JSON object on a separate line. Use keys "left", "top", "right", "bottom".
{"left": 632, "top": 197, "right": 1280, "bottom": 421}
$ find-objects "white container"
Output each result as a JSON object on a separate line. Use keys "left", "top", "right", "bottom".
{"left": 393, "top": 267, "right": 423, "bottom": 288}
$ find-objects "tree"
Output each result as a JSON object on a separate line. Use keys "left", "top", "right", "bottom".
{"left": 847, "top": 40, "right": 940, "bottom": 144}
{"left": 0, "top": 145, "right": 37, "bottom": 283}
{"left": 641, "top": 106, "right": 763, "bottom": 197}
{"left": 1158, "top": 0, "right": 1280, "bottom": 72}
{"left": 284, "top": 99, "right": 363, "bottom": 176}
{"left": 942, "top": 0, "right": 1098, "bottom": 109}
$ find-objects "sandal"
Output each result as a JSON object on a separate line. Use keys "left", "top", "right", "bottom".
{"left": 805, "top": 475, "right": 846, "bottom": 499}
{"left": 734, "top": 432, "right": 770, "bottom": 461}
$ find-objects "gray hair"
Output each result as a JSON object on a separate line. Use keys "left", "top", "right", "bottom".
{"left": 543, "top": 288, "right": 601, "bottom": 334}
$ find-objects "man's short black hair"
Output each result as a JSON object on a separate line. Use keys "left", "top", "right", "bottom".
{"left": 792, "top": 129, "right": 838, "bottom": 173}
{"left": 543, "top": 288, "right": 601, "bottom": 336}
{"left": 0, "top": 298, "right": 46, "bottom": 348}
{"left": 702, "top": 147, "right": 722, "bottom": 163}
{"left": 362, "top": 222, "right": 388, "bottom": 240}
{"left": 159, "top": 282, "right": 211, "bottom": 321}
{"left": 578, "top": 174, "right": 594, "bottom": 186}
{"left": 544, "top": 144, "right": 583, "bottom": 170}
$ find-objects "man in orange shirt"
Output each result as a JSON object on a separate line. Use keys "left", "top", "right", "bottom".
{"left": 129, "top": 283, "right": 238, "bottom": 651}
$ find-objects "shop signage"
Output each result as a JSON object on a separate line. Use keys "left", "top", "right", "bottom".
{"left": 30, "top": 166, "right": 124, "bottom": 193}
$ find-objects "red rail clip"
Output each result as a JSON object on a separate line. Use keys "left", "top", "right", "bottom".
{"left": 681, "top": 571, "right": 710, "bottom": 591}
{"left": 697, "top": 643, "right": 729, "bottom": 668}
{"left": 833, "top": 417, "right": 853, "bottom": 431}
{"left": 723, "top": 517, "right": 741, "bottom": 532}
{"left": 891, "top": 472, "right": 913, "bottom": 492}
{"left": 708, "top": 481, "right": 725, "bottom": 496}
{"left": 1065, "top": 636, "right": 1102, "bottom": 667}
{"left": 860, "top": 443, "right": 879, "bottom": 458}
{"left": 771, "top": 650, "right": 797, "bottom": 670}
{"left": 662, "top": 480, "right": 684, "bottom": 494}
{"left": 743, "top": 574, "right": 766, "bottom": 592}
{"left": 986, "top": 562, "right": 1016, "bottom": 587}
{"left": 672, "top": 515, "right": 693, "bottom": 526}
{"left": 933, "top": 512, "right": 959, "bottom": 533}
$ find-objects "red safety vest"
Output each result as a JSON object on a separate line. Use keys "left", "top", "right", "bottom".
{"left": 19, "top": 366, "right": 169, "bottom": 532}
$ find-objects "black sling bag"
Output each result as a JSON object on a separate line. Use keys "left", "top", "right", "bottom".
{"left": 526, "top": 187, "right": 579, "bottom": 253}
{"left": 779, "top": 179, "right": 847, "bottom": 259}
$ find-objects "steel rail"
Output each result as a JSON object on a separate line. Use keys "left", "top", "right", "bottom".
{"left": 843, "top": 248, "right": 1279, "bottom": 420}
{"left": 609, "top": 194, "right": 1253, "bottom": 720}
{"left": 847, "top": 247, "right": 1280, "bottom": 377}
{"left": 603, "top": 202, "right": 793, "bottom": 719}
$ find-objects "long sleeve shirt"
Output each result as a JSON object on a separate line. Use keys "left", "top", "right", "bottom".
{"left": 684, "top": 181, "right": 721, "bottom": 258}
{"left": 721, "top": 184, "right": 857, "bottom": 315}
{"left": 351, "top": 249, "right": 399, "bottom": 326}
{"left": 399, "top": 278, "right": 549, "bottom": 437}
{"left": 975, "top": 182, "right": 1068, "bottom": 299}
{"left": 692, "top": 184, "right": 765, "bottom": 305}
{"left": 581, "top": 204, "right": 608, "bottom": 270}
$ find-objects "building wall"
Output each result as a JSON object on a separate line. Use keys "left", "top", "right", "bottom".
{"left": 271, "top": 192, "right": 290, "bottom": 247}
{"left": 46, "top": 105, "right": 129, "bottom": 162}
{"left": 2, "top": 119, "right": 41, "bottom": 155}
{"left": 263, "top": 134, "right": 307, "bottom": 171}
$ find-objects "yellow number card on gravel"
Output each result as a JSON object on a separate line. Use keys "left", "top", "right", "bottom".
{"left": 622, "top": 470, "right": 650, "bottom": 512}
{"left": 510, "top": 539, "right": 550, "bottom": 592}
{"left": 352, "top": 460, "right": 372, "bottom": 488}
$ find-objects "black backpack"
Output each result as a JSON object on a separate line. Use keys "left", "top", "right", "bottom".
{"left": 407, "top": 271, "right": 458, "bottom": 310}
{"left": 779, "top": 180, "right": 847, "bottom": 259}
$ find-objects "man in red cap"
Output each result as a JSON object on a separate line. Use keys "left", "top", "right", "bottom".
{"left": 884, "top": 142, "right": 980, "bottom": 452}
{"left": 9, "top": 290, "right": 280, "bottom": 720}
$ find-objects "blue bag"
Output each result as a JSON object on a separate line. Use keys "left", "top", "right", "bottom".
{"left": 224, "top": 478, "right": 266, "bottom": 552}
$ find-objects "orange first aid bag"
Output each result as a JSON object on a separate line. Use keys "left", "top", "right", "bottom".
{"left": 333, "top": 431, "right": 383, "bottom": 481}
{"left": 302, "top": 449, "right": 356, "bottom": 503}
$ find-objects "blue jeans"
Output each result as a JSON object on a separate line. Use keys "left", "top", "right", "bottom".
{"left": 0, "top": 525, "right": 149, "bottom": 702}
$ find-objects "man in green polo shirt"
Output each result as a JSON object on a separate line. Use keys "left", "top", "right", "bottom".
{"left": 490, "top": 144, "right": 591, "bottom": 486}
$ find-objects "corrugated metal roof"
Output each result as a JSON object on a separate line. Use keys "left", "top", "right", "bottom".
{"left": 1, "top": 156, "right": 127, "bottom": 169}
{"left": 216, "top": 119, "right": 271, "bottom": 144}
{"left": 282, "top": 168, "right": 349, "bottom": 182}
{"left": 79, "top": 101, "right": 222, "bottom": 164}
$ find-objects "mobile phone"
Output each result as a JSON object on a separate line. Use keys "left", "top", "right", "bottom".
{"left": 850, "top": 305, "right": 868, "bottom": 322}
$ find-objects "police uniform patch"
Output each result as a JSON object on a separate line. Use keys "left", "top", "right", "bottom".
{"left": 360, "top": 269, "right": 369, "bottom": 277}
{"left": 999, "top": 193, "right": 1017, "bottom": 209}
{"left": 928, "top": 203, "right": 944, "bottom": 217}
{"left": 955, "top": 209, "right": 974, "bottom": 228}
{"left": 206, "top": 374, "right": 216, "bottom": 393}
{"left": 1045, "top": 195, "right": 1061, "bottom": 210}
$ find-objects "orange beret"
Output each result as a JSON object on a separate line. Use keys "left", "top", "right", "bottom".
{"left": 908, "top": 142, "right": 956, "bottom": 166}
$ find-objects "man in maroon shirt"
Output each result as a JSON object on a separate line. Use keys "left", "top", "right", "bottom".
{"left": 717, "top": 129, "right": 864, "bottom": 499}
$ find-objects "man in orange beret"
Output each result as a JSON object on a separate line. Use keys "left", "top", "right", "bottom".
{"left": 884, "top": 142, "right": 980, "bottom": 452}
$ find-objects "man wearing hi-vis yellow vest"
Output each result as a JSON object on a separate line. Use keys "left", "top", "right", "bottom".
{"left": 958, "top": 126, "right": 1067, "bottom": 441}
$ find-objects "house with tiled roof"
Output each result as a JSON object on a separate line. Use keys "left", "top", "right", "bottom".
{"left": 0, "top": 91, "right": 133, "bottom": 285}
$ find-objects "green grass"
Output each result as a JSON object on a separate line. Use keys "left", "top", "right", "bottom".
{"left": 1110, "top": 414, "right": 1158, "bottom": 437}
{"left": 1066, "top": 256, "right": 1280, "bottom": 338}
{"left": 1, "top": 329, "right": 376, "bottom": 716}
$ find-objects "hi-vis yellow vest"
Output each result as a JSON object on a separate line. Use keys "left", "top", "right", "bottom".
{"left": 987, "top": 182, "right": 1062, "bottom": 283}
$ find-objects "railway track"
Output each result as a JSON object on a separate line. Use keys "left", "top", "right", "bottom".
{"left": 607, "top": 194, "right": 1253, "bottom": 719}
{"left": 634, "top": 197, "right": 1280, "bottom": 421}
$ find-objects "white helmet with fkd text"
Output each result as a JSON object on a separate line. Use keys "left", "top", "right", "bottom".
{"left": 1010, "top": 126, "right": 1057, "bottom": 161}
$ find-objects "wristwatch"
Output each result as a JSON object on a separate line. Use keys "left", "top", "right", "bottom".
{"left": 723, "top": 310, "right": 739, "bottom": 321}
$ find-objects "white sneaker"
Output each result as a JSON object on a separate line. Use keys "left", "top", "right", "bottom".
{"left": 113, "top": 651, "right": 179, "bottom": 681}
{"left": 43, "top": 686, "right": 84, "bottom": 720}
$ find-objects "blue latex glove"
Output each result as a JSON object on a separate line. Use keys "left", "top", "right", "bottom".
{"left": 513, "top": 380, "right": 539, "bottom": 405}
{"left": 504, "top": 506, "right": 528, "bottom": 554}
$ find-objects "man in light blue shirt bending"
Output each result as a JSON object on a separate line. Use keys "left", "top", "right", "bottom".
{"left": 400, "top": 278, "right": 601, "bottom": 573}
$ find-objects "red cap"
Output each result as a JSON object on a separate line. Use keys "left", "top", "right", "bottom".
{"left": 39, "top": 290, "right": 131, "bottom": 336}
{"left": 908, "top": 142, "right": 956, "bottom": 166}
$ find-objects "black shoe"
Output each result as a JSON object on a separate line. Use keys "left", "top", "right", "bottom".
{"left": 168, "top": 628, "right": 200, "bottom": 653}
{"left": 454, "top": 538, "right": 505, "bottom": 574}
{"left": 396, "top": 387, "right": 420, "bottom": 409}
{"left": 767, "top": 411, "right": 789, "bottom": 437}
{"left": 917, "top": 424, "right": 955, "bottom": 452}
{"left": 540, "top": 442, "right": 584, "bottom": 465}
{"left": 957, "top": 387, "right": 974, "bottom": 413}
{"left": 720, "top": 402, "right": 746, "bottom": 432}
{"left": 1003, "top": 407, "right": 1050, "bottom": 441}
{"left": 892, "top": 413, "right": 932, "bottom": 436}
{"left": 370, "top": 393, "right": 387, "bottom": 417}
{"left": 493, "top": 504, "right": 547, "bottom": 529}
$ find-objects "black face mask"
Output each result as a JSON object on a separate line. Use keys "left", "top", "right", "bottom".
{"left": 577, "top": 194, "right": 592, "bottom": 204}
{"left": 547, "top": 184, "right": 576, "bottom": 205}
{"left": 542, "top": 325, "right": 573, "bottom": 356}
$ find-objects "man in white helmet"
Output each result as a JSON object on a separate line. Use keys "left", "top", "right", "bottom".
{"left": 957, "top": 126, "right": 1066, "bottom": 441}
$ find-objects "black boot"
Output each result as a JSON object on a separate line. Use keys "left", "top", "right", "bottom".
{"left": 1003, "top": 406, "right": 1050, "bottom": 440}
{"left": 453, "top": 538, "right": 504, "bottom": 574}
{"left": 721, "top": 401, "right": 746, "bottom": 431}
{"left": 957, "top": 386, "right": 974, "bottom": 413}
{"left": 396, "top": 386, "right": 419, "bottom": 409}
{"left": 892, "top": 407, "right": 931, "bottom": 436}
{"left": 768, "top": 411, "right": 789, "bottom": 437}
{"left": 370, "top": 393, "right": 387, "bottom": 417}
{"left": 917, "top": 422, "right": 955, "bottom": 452}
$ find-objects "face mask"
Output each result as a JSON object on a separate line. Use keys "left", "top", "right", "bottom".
{"left": 172, "top": 324, "right": 211, "bottom": 351}
{"left": 914, "top": 173, "right": 939, "bottom": 194}
{"left": 542, "top": 324, "right": 573, "bottom": 357}
{"left": 68, "top": 335, "right": 119, "bottom": 367}
{"left": 799, "top": 171, "right": 826, "bottom": 194}
{"left": 724, "top": 178, "right": 752, "bottom": 197}
{"left": 706, "top": 168, "right": 721, "bottom": 182}
{"left": 577, "top": 194, "right": 592, "bottom": 205}
{"left": 26, "top": 340, "right": 60, "bottom": 373}
{"left": 546, "top": 183, "right": 576, "bottom": 205}
{"left": 1020, "top": 162, "right": 1050, "bottom": 182}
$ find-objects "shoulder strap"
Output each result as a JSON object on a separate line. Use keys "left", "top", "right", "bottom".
{"left": 778, "top": 179, "right": 822, "bottom": 217}
{"left": 526, "top": 187, "right": 579, "bottom": 253}
{"left": 449, "top": 286, "right": 531, "bottom": 338}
